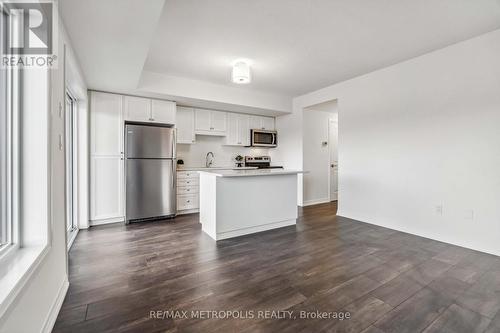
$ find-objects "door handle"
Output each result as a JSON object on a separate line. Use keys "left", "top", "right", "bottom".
{"left": 172, "top": 129, "right": 177, "bottom": 157}
{"left": 172, "top": 161, "right": 175, "bottom": 189}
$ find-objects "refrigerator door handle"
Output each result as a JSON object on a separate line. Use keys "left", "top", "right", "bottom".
{"left": 172, "top": 159, "right": 175, "bottom": 189}
{"left": 172, "top": 128, "right": 177, "bottom": 158}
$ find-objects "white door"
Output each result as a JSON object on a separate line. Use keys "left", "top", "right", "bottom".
{"left": 90, "top": 156, "right": 124, "bottom": 221}
{"left": 91, "top": 92, "right": 123, "bottom": 155}
{"left": 151, "top": 99, "right": 176, "bottom": 124}
{"left": 261, "top": 117, "right": 275, "bottom": 130}
{"left": 176, "top": 107, "right": 195, "bottom": 144}
{"left": 195, "top": 109, "right": 211, "bottom": 131}
{"left": 329, "top": 119, "right": 338, "bottom": 201}
{"left": 210, "top": 111, "right": 227, "bottom": 132}
{"left": 124, "top": 96, "right": 151, "bottom": 122}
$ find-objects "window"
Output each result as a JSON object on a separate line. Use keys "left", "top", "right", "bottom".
{"left": 0, "top": 5, "right": 11, "bottom": 253}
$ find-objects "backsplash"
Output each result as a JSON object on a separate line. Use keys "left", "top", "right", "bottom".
{"left": 177, "top": 135, "right": 271, "bottom": 167}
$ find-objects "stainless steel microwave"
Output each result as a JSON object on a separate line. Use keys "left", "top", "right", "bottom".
{"left": 250, "top": 129, "right": 277, "bottom": 147}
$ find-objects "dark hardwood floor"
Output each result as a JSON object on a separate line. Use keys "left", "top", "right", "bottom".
{"left": 54, "top": 202, "right": 500, "bottom": 333}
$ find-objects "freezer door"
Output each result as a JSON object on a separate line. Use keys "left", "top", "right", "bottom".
{"left": 126, "top": 159, "right": 176, "bottom": 221}
{"left": 126, "top": 124, "right": 176, "bottom": 159}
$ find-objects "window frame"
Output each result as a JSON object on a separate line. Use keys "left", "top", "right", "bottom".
{"left": 0, "top": 1, "right": 19, "bottom": 257}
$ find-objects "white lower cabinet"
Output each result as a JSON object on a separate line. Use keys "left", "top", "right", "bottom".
{"left": 90, "top": 156, "right": 124, "bottom": 223}
{"left": 177, "top": 194, "right": 199, "bottom": 211}
{"left": 177, "top": 171, "right": 200, "bottom": 214}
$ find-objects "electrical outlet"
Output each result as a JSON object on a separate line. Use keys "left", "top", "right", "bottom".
{"left": 464, "top": 209, "right": 474, "bottom": 220}
{"left": 435, "top": 205, "right": 443, "bottom": 216}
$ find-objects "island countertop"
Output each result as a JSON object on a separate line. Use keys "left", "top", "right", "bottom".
{"left": 177, "top": 166, "right": 258, "bottom": 171}
{"left": 198, "top": 169, "right": 306, "bottom": 178}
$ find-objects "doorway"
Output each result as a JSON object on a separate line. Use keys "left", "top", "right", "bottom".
{"left": 329, "top": 118, "right": 338, "bottom": 201}
{"left": 65, "top": 91, "right": 78, "bottom": 249}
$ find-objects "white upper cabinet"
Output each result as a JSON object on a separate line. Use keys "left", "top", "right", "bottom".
{"left": 195, "top": 109, "right": 211, "bottom": 131}
{"left": 249, "top": 115, "right": 275, "bottom": 131}
{"left": 91, "top": 91, "right": 123, "bottom": 155}
{"left": 151, "top": 99, "right": 176, "bottom": 124}
{"left": 194, "top": 109, "right": 227, "bottom": 136}
{"left": 176, "top": 107, "right": 196, "bottom": 144}
{"left": 211, "top": 111, "right": 227, "bottom": 132}
{"left": 261, "top": 116, "right": 275, "bottom": 130}
{"left": 124, "top": 96, "right": 151, "bottom": 122}
{"left": 226, "top": 113, "right": 250, "bottom": 146}
{"left": 124, "top": 96, "right": 176, "bottom": 125}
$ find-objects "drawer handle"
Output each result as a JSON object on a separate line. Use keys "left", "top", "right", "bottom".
{"left": 187, "top": 200, "right": 190, "bottom": 203}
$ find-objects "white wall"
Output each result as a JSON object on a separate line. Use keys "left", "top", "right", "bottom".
{"left": 273, "top": 101, "right": 304, "bottom": 205}
{"left": 293, "top": 28, "right": 500, "bottom": 256}
{"left": 302, "top": 103, "right": 338, "bottom": 205}
{"left": 64, "top": 29, "right": 89, "bottom": 230}
{"left": 0, "top": 15, "right": 86, "bottom": 333}
{"left": 177, "top": 136, "right": 271, "bottom": 167}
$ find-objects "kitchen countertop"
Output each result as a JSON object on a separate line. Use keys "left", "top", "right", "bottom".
{"left": 198, "top": 169, "right": 306, "bottom": 178}
{"left": 177, "top": 166, "right": 258, "bottom": 171}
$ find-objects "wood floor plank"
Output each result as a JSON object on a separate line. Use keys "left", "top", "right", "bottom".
{"left": 54, "top": 201, "right": 500, "bottom": 333}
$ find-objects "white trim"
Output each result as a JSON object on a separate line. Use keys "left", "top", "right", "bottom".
{"left": 0, "top": 244, "right": 49, "bottom": 321}
{"left": 89, "top": 216, "right": 124, "bottom": 226}
{"left": 301, "top": 198, "right": 331, "bottom": 207}
{"left": 66, "top": 228, "right": 78, "bottom": 251}
{"left": 328, "top": 118, "right": 338, "bottom": 202}
{"left": 41, "top": 277, "right": 69, "bottom": 333}
{"left": 177, "top": 209, "right": 199, "bottom": 215}
{"left": 214, "top": 219, "right": 296, "bottom": 241}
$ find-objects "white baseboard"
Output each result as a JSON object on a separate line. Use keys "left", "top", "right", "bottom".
{"left": 42, "top": 278, "right": 69, "bottom": 333}
{"left": 67, "top": 229, "right": 78, "bottom": 251}
{"left": 89, "top": 216, "right": 124, "bottom": 226}
{"left": 177, "top": 209, "right": 199, "bottom": 215}
{"left": 301, "top": 198, "right": 331, "bottom": 207}
{"left": 215, "top": 219, "right": 296, "bottom": 240}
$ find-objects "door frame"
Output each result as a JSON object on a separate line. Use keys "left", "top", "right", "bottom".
{"left": 327, "top": 118, "right": 338, "bottom": 202}
{"left": 65, "top": 89, "right": 79, "bottom": 250}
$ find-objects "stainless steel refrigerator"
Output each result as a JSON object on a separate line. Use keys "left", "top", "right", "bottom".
{"left": 125, "top": 124, "right": 176, "bottom": 222}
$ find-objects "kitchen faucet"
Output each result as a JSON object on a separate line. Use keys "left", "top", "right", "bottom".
{"left": 206, "top": 152, "right": 215, "bottom": 168}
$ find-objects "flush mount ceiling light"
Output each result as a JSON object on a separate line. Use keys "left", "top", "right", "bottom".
{"left": 231, "top": 61, "right": 251, "bottom": 84}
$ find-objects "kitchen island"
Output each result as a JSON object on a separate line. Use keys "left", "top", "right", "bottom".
{"left": 198, "top": 169, "right": 304, "bottom": 240}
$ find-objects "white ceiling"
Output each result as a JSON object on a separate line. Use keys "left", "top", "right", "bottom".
{"left": 59, "top": 0, "right": 165, "bottom": 91}
{"left": 144, "top": 0, "right": 500, "bottom": 96}
{"left": 59, "top": 0, "right": 500, "bottom": 102}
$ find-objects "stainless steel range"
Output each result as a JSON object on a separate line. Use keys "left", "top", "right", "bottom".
{"left": 244, "top": 156, "right": 283, "bottom": 169}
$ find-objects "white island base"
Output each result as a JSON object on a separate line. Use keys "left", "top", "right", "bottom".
{"left": 199, "top": 169, "right": 302, "bottom": 241}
